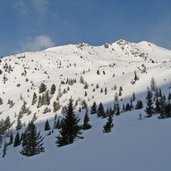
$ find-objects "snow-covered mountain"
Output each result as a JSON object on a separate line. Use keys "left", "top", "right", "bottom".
{"left": 1, "top": 39, "right": 171, "bottom": 171}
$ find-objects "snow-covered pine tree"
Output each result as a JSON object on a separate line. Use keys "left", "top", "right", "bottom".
{"left": 20, "top": 122, "right": 44, "bottom": 156}
{"left": 44, "top": 90, "right": 50, "bottom": 105}
{"left": 146, "top": 90, "right": 154, "bottom": 117}
{"left": 39, "top": 83, "right": 47, "bottom": 93}
{"left": 16, "top": 117, "right": 22, "bottom": 130}
{"left": 13, "top": 132, "right": 21, "bottom": 147}
{"left": 82, "top": 109, "right": 91, "bottom": 130}
{"left": 91, "top": 102, "right": 97, "bottom": 114}
{"left": 56, "top": 99, "right": 82, "bottom": 147}
{"left": 97, "top": 102, "right": 105, "bottom": 117}
{"left": 103, "top": 114, "right": 114, "bottom": 133}
{"left": 44, "top": 120, "right": 51, "bottom": 131}
{"left": 31, "top": 92, "right": 37, "bottom": 105}
{"left": 150, "top": 77, "right": 156, "bottom": 91}
{"left": 50, "top": 84, "right": 56, "bottom": 95}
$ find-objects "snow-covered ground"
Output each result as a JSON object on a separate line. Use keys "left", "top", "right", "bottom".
{"left": 1, "top": 39, "right": 171, "bottom": 170}
{"left": 2, "top": 111, "right": 171, "bottom": 171}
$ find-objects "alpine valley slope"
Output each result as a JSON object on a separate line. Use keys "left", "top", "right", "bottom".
{"left": 1, "top": 39, "right": 171, "bottom": 171}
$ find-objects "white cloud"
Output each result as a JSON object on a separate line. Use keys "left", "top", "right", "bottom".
{"left": 13, "top": 0, "right": 28, "bottom": 15}
{"left": 13, "top": 0, "right": 49, "bottom": 15}
{"left": 32, "top": 0, "right": 49, "bottom": 15}
{"left": 21, "top": 35, "right": 56, "bottom": 51}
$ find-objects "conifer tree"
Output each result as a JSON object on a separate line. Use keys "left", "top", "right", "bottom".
{"left": 19, "top": 101, "right": 28, "bottom": 115}
{"left": 134, "top": 71, "right": 139, "bottom": 81}
{"left": 125, "top": 103, "right": 131, "bottom": 111}
{"left": 115, "top": 103, "right": 120, "bottom": 115}
{"left": 20, "top": 122, "right": 44, "bottom": 156}
{"left": 105, "top": 87, "right": 107, "bottom": 95}
{"left": 168, "top": 92, "right": 171, "bottom": 101}
{"left": 91, "top": 102, "right": 97, "bottom": 114}
{"left": 103, "top": 115, "right": 113, "bottom": 133}
{"left": 37, "top": 95, "right": 42, "bottom": 108}
{"left": 146, "top": 90, "right": 154, "bottom": 117}
{"left": 31, "top": 113, "right": 37, "bottom": 122}
{"left": 150, "top": 77, "right": 156, "bottom": 91}
{"left": 84, "top": 91, "right": 87, "bottom": 97}
{"left": 84, "top": 82, "right": 88, "bottom": 89}
{"left": 159, "top": 88, "right": 162, "bottom": 98}
{"left": 155, "top": 99, "right": 161, "bottom": 113}
{"left": 159, "top": 95, "right": 167, "bottom": 118}
{"left": 53, "top": 101, "right": 61, "bottom": 112}
{"left": 97, "top": 102, "right": 105, "bottom": 117}
{"left": 132, "top": 92, "right": 136, "bottom": 101}
{"left": 130, "top": 98, "right": 134, "bottom": 109}
{"left": 96, "top": 84, "right": 99, "bottom": 89}
{"left": 44, "top": 120, "right": 51, "bottom": 131}
{"left": 4, "top": 116, "right": 11, "bottom": 130}
{"left": 9, "top": 133, "right": 13, "bottom": 145}
{"left": 32, "top": 92, "right": 37, "bottom": 105}
{"left": 55, "top": 118, "right": 61, "bottom": 129}
{"left": 97, "top": 70, "right": 100, "bottom": 75}
{"left": 39, "top": 83, "right": 47, "bottom": 93}
{"left": 56, "top": 99, "right": 82, "bottom": 147}
{"left": 0, "top": 97, "right": 3, "bottom": 105}
{"left": 100, "top": 88, "right": 103, "bottom": 93}
{"left": 119, "top": 86, "right": 123, "bottom": 96}
{"left": 57, "top": 85, "right": 62, "bottom": 98}
{"left": 16, "top": 117, "right": 22, "bottom": 130}
{"left": 135, "top": 100, "right": 143, "bottom": 109}
{"left": 50, "top": 84, "right": 56, "bottom": 95}
{"left": 114, "top": 93, "right": 118, "bottom": 102}
{"left": 82, "top": 109, "right": 91, "bottom": 130}
{"left": 44, "top": 91, "right": 50, "bottom": 105}
{"left": 13, "top": 132, "right": 21, "bottom": 147}
{"left": 122, "top": 104, "right": 126, "bottom": 112}
{"left": 79, "top": 75, "right": 84, "bottom": 84}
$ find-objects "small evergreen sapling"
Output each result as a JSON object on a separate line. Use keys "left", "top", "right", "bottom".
{"left": 13, "top": 132, "right": 21, "bottom": 147}
{"left": 146, "top": 90, "right": 154, "bottom": 117}
{"left": 103, "top": 115, "right": 114, "bottom": 133}
{"left": 97, "top": 102, "right": 105, "bottom": 117}
{"left": 82, "top": 109, "right": 91, "bottom": 130}
{"left": 91, "top": 102, "right": 97, "bottom": 114}
{"left": 16, "top": 117, "right": 22, "bottom": 130}
{"left": 50, "top": 84, "right": 56, "bottom": 94}
{"left": 44, "top": 120, "right": 51, "bottom": 131}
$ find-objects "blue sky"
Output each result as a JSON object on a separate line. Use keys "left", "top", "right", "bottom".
{"left": 0, "top": 0, "right": 171, "bottom": 56}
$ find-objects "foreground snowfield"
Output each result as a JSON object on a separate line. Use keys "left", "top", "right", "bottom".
{"left": 1, "top": 39, "right": 171, "bottom": 170}
{"left": 2, "top": 111, "right": 171, "bottom": 171}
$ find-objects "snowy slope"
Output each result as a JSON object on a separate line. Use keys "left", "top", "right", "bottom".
{"left": 1, "top": 39, "right": 171, "bottom": 171}
{"left": 2, "top": 111, "right": 171, "bottom": 171}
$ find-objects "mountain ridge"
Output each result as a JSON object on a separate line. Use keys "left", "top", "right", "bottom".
{"left": 1, "top": 38, "right": 171, "bottom": 171}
